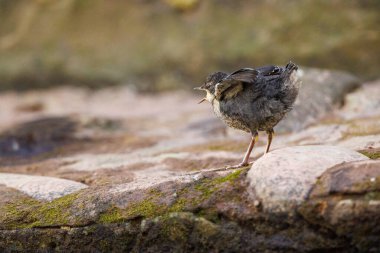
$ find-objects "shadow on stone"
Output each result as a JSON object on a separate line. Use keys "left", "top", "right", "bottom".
{"left": 0, "top": 117, "right": 77, "bottom": 161}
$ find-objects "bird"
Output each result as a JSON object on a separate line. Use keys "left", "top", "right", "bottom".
{"left": 195, "top": 61, "right": 300, "bottom": 168}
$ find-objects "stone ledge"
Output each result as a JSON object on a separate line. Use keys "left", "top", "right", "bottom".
{"left": 247, "top": 145, "right": 368, "bottom": 213}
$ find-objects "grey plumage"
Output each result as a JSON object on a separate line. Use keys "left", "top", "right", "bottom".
{"left": 195, "top": 62, "right": 300, "bottom": 167}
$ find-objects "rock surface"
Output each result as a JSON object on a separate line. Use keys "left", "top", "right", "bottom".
{"left": 300, "top": 160, "right": 380, "bottom": 252}
{"left": 0, "top": 76, "right": 379, "bottom": 252}
{"left": 248, "top": 145, "right": 368, "bottom": 213}
{"left": 276, "top": 68, "right": 360, "bottom": 132}
{"left": 0, "top": 173, "right": 87, "bottom": 201}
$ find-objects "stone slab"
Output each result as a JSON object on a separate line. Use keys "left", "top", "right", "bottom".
{"left": 247, "top": 145, "right": 368, "bottom": 213}
{"left": 0, "top": 173, "right": 88, "bottom": 201}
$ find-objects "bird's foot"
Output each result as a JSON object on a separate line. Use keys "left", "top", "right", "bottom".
{"left": 225, "top": 162, "right": 253, "bottom": 170}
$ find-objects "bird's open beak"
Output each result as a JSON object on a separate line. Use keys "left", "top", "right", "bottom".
{"left": 198, "top": 98, "right": 206, "bottom": 104}
{"left": 194, "top": 87, "right": 206, "bottom": 104}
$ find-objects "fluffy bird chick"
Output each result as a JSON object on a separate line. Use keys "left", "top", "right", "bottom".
{"left": 195, "top": 62, "right": 300, "bottom": 168}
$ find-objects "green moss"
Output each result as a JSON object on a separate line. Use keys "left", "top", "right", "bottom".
{"left": 125, "top": 199, "right": 165, "bottom": 218}
{"left": 4, "top": 192, "right": 88, "bottom": 229}
{"left": 2, "top": 204, "right": 19, "bottom": 217}
{"left": 214, "top": 169, "right": 243, "bottom": 184}
{"left": 194, "top": 169, "right": 244, "bottom": 200}
{"left": 163, "top": 219, "right": 189, "bottom": 242}
{"left": 1, "top": 198, "right": 40, "bottom": 229}
{"left": 193, "top": 216, "right": 219, "bottom": 237}
{"left": 195, "top": 182, "right": 215, "bottom": 200}
{"left": 196, "top": 209, "right": 220, "bottom": 223}
{"left": 315, "top": 178, "right": 323, "bottom": 186}
{"left": 131, "top": 169, "right": 243, "bottom": 219}
{"left": 157, "top": 168, "right": 246, "bottom": 223}
{"left": 159, "top": 212, "right": 220, "bottom": 243}
{"left": 364, "top": 191, "right": 380, "bottom": 200}
{"left": 168, "top": 198, "right": 187, "bottom": 213}
{"left": 98, "top": 168, "right": 246, "bottom": 225}
{"left": 1, "top": 169, "right": 247, "bottom": 229}
{"left": 148, "top": 188, "right": 164, "bottom": 197}
{"left": 97, "top": 189, "right": 168, "bottom": 224}
{"left": 2, "top": 192, "right": 83, "bottom": 229}
{"left": 359, "top": 150, "right": 380, "bottom": 160}
{"left": 99, "top": 207, "right": 124, "bottom": 223}
{"left": 2, "top": 199, "right": 37, "bottom": 216}
{"left": 29, "top": 193, "right": 80, "bottom": 227}
{"left": 159, "top": 213, "right": 192, "bottom": 242}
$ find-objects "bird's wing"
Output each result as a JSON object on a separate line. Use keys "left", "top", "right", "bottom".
{"left": 255, "top": 65, "right": 283, "bottom": 76}
{"left": 215, "top": 68, "right": 259, "bottom": 100}
{"left": 227, "top": 68, "right": 259, "bottom": 82}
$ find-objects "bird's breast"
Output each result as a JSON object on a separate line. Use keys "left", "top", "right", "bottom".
{"left": 211, "top": 99, "right": 251, "bottom": 133}
{"left": 211, "top": 99, "right": 223, "bottom": 118}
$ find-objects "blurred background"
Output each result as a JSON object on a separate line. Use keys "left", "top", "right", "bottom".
{"left": 1, "top": 2, "right": 380, "bottom": 246}
{"left": 0, "top": 0, "right": 379, "bottom": 92}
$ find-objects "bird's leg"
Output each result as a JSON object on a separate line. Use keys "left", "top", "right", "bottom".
{"left": 225, "top": 132, "right": 258, "bottom": 170}
{"left": 240, "top": 132, "right": 258, "bottom": 166}
{"left": 265, "top": 129, "right": 274, "bottom": 154}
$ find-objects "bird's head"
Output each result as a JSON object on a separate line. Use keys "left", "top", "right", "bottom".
{"left": 194, "top": 72, "right": 228, "bottom": 104}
